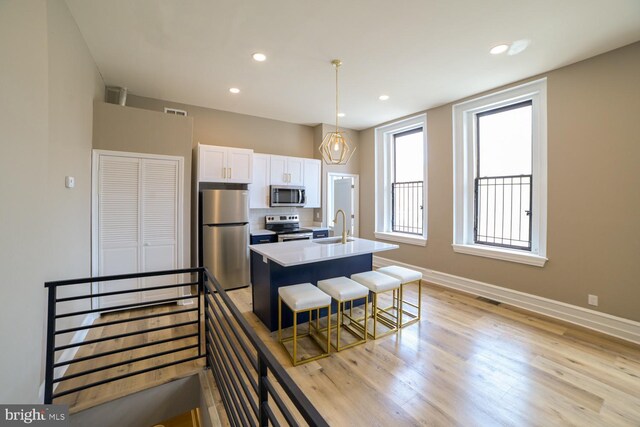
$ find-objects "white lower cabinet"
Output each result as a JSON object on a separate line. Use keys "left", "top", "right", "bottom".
{"left": 93, "top": 150, "right": 184, "bottom": 309}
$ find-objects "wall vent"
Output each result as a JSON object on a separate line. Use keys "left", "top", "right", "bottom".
{"left": 164, "top": 107, "right": 187, "bottom": 116}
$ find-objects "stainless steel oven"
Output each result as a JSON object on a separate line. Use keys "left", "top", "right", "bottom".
{"left": 278, "top": 232, "right": 313, "bottom": 242}
{"left": 270, "top": 185, "right": 306, "bottom": 207}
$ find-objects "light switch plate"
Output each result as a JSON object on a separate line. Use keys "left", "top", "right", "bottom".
{"left": 588, "top": 294, "right": 598, "bottom": 306}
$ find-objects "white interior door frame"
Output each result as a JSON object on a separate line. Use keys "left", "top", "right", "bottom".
{"left": 91, "top": 149, "right": 185, "bottom": 309}
{"left": 324, "top": 172, "right": 360, "bottom": 237}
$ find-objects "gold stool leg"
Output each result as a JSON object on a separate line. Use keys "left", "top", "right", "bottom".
{"left": 364, "top": 295, "right": 368, "bottom": 342}
{"left": 398, "top": 287, "right": 403, "bottom": 328}
{"left": 278, "top": 296, "right": 282, "bottom": 343}
{"left": 292, "top": 311, "right": 298, "bottom": 365}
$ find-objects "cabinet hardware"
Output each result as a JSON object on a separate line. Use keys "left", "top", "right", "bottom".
{"left": 229, "top": 168, "right": 232, "bottom": 179}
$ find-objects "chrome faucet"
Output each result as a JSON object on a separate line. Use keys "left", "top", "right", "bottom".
{"left": 333, "top": 209, "right": 348, "bottom": 244}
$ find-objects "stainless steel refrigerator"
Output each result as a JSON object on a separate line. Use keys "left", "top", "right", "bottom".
{"left": 201, "top": 189, "right": 250, "bottom": 290}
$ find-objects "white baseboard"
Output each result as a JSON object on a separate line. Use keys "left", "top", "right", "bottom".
{"left": 39, "top": 313, "right": 100, "bottom": 402}
{"left": 373, "top": 256, "right": 640, "bottom": 345}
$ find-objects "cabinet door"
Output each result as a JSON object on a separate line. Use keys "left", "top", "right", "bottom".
{"left": 199, "top": 145, "right": 227, "bottom": 182}
{"left": 287, "top": 157, "right": 304, "bottom": 186}
{"left": 250, "top": 154, "right": 270, "bottom": 209}
{"left": 303, "top": 159, "right": 321, "bottom": 208}
{"left": 227, "top": 148, "right": 253, "bottom": 184}
{"left": 270, "top": 155, "right": 288, "bottom": 185}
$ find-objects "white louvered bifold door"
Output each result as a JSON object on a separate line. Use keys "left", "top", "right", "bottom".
{"left": 140, "top": 158, "right": 180, "bottom": 302}
{"left": 96, "top": 153, "right": 182, "bottom": 309}
{"left": 97, "top": 155, "right": 141, "bottom": 308}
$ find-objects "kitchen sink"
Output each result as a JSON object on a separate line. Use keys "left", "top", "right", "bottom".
{"left": 313, "top": 237, "right": 355, "bottom": 245}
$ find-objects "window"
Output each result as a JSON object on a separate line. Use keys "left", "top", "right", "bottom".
{"left": 453, "top": 79, "right": 547, "bottom": 266}
{"left": 375, "top": 114, "right": 427, "bottom": 246}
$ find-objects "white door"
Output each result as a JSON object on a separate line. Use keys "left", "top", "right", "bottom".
{"left": 333, "top": 178, "right": 354, "bottom": 236}
{"left": 199, "top": 145, "right": 226, "bottom": 182}
{"left": 140, "top": 158, "right": 180, "bottom": 302}
{"left": 94, "top": 151, "right": 183, "bottom": 309}
{"left": 97, "top": 155, "right": 141, "bottom": 308}
{"left": 250, "top": 154, "right": 270, "bottom": 208}
{"left": 227, "top": 148, "right": 253, "bottom": 183}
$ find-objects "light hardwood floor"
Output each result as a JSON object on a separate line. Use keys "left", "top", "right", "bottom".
{"left": 55, "top": 282, "right": 640, "bottom": 426}
{"left": 230, "top": 282, "right": 640, "bottom": 427}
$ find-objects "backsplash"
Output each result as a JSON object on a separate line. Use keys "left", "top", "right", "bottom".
{"left": 249, "top": 207, "right": 315, "bottom": 230}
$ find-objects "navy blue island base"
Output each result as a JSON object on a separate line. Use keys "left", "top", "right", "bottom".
{"left": 251, "top": 250, "right": 372, "bottom": 331}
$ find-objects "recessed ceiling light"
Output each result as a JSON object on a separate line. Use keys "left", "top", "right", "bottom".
{"left": 379, "top": 95, "right": 389, "bottom": 101}
{"left": 490, "top": 44, "right": 509, "bottom": 55}
{"left": 337, "top": 112, "right": 345, "bottom": 117}
{"left": 229, "top": 87, "right": 240, "bottom": 94}
{"left": 508, "top": 39, "right": 530, "bottom": 56}
{"left": 252, "top": 53, "right": 267, "bottom": 62}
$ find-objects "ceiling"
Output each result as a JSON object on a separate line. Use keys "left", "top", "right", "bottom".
{"left": 66, "top": 0, "right": 640, "bottom": 130}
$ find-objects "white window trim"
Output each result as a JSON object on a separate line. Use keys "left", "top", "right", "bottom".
{"left": 452, "top": 78, "right": 548, "bottom": 267}
{"left": 375, "top": 114, "right": 428, "bottom": 247}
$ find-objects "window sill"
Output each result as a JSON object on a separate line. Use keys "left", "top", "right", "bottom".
{"left": 375, "top": 231, "right": 427, "bottom": 247}
{"left": 452, "top": 244, "right": 547, "bottom": 267}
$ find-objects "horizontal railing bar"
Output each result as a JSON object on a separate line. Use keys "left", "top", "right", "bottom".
{"left": 477, "top": 174, "right": 532, "bottom": 180}
{"left": 206, "top": 292, "right": 259, "bottom": 371}
{"left": 45, "top": 267, "right": 203, "bottom": 288}
{"left": 203, "top": 272, "right": 329, "bottom": 426}
{"left": 265, "top": 404, "right": 282, "bottom": 427}
{"left": 206, "top": 316, "right": 259, "bottom": 403}
{"left": 54, "top": 320, "right": 197, "bottom": 351}
{"left": 205, "top": 314, "right": 258, "bottom": 394}
{"left": 205, "top": 328, "right": 259, "bottom": 422}
{"left": 55, "top": 307, "right": 198, "bottom": 335}
{"left": 53, "top": 344, "right": 199, "bottom": 384}
{"left": 56, "top": 282, "right": 198, "bottom": 302}
{"left": 265, "top": 376, "right": 298, "bottom": 427}
{"left": 205, "top": 297, "right": 259, "bottom": 378}
{"left": 52, "top": 355, "right": 203, "bottom": 399}
{"left": 53, "top": 333, "right": 198, "bottom": 368}
{"left": 207, "top": 353, "right": 238, "bottom": 427}
{"left": 55, "top": 295, "right": 195, "bottom": 318}
{"left": 207, "top": 341, "right": 255, "bottom": 427}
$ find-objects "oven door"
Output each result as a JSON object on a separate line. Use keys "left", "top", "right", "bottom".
{"left": 278, "top": 232, "right": 313, "bottom": 242}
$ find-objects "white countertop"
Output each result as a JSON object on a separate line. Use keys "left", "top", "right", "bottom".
{"left": 250, "top": 228, "right": 276, "bottom": 236}
{"left": 249, "top": 237, "right": 398, "bottom": 267}
{"left": 305, "top": 226, "right": 330, "bottom": 231}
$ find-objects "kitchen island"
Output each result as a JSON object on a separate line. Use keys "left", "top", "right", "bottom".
{"left": 249, "top": 237, "right": 398, "bottom": 331}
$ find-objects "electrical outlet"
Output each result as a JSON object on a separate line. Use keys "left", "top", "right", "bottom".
{"left": 588, "top": 294, "right": 598, "bottom": 306}
{"left": 315, "top": 212, "right": 320, "bottom": 219}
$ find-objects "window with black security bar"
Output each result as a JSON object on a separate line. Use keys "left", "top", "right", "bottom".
{"left": 392, "top": 127, "right": 424, "bottom": 235}
{"left": 474, "top": 100, "right": 533, "bottom": 250}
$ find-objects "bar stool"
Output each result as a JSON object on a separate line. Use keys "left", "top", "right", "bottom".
{"left": 317, "top": 276, "right": 369, "bottom": 351}
{"left": 278, "top": 283, "right": 331, "bottom": 366}
{"left": 377, "top": 266, "right": 423, "bottom": 327}
{"left": 350, "top": 271, "right": 401, "bottom": 339}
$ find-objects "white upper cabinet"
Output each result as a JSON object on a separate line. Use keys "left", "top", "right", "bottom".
{"left": 250, "top": 154, "right": 271, "bottom": 209}
{"left": 303, "top": 159, "right": 322, "bottom": 208}
{"left": 270, "top": 155, "right": 304, "bottom": 186}
{"left": 198, "top": 144, "right": 253, "bottom": 183}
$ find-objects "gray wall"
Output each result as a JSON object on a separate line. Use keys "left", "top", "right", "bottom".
{"left": 0, "top": 0, "right": 104, "bottom": 403}
{"left": 359, "top": 42, "right": 640, "bottom": 322}
{"left": 126, "top": 95, "right": 315, "bottom": 158}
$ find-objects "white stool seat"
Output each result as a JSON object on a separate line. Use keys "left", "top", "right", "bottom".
{"left": 377, "top": 266, "right": 422, "bottom": 283}
{"left": 351, "top": 271, "right": 400, "bottom": 293}
{"left": 318, "top": 277, "right": 369, "bottom": 301}
{"left": 279, "top": 283, "right": 331, "bottom": 311}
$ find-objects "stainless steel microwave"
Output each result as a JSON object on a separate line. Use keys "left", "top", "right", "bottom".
{"left": 270, "top": 185, "right": 306, "bottom": 207}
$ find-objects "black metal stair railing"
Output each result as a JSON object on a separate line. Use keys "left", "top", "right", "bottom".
{"left": 203, "top": 269, "right": 328, "bottom": 427}
{"left": 43, "top": 267, "right": 328, "bottom": 426}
